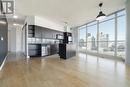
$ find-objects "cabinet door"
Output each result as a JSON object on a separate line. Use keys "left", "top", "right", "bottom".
{"left": 50, "top": 44, "right": 58, "bottom": 55}
{"left": 52, "top": 31, "right": 57, "bottom": 39}
{"left": 42, "top": 29, "right": 45, "bottom": 38}
{"left": 34, "top": 26, "right": 42, "bottom": 38}
{"left": 44, "top": 29, "right": 52, "bottom": 39}
{"left": 44, "top": 29, "right": 48, "bottom": 39}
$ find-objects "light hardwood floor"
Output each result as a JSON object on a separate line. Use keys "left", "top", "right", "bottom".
{"left": 0, "top": 53, "right": 130, "bottom": 87}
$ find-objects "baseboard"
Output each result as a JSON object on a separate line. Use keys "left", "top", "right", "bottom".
{"left": 0, "top": 53, "right": 8, "bottom": 71}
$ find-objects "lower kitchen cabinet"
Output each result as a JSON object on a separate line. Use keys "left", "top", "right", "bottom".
{"left": 28, "top": 44, "right": 59, "bottom": 57}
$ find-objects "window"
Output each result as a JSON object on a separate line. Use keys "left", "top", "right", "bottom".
{"left": 79, "top": 28, "right": 86, "bottom": 42}
{"left": 99, "top": 19, "right": 115, "bottom": 55}
{"left": 117, "top": 15, "right": 126, "bottom": 58}
{"left": 87, "top": 21, "right": 97, "bottom": 27}
{"left": 79, "top": 26, "right": 86, "bottom": 52}
{"left": 87, "top": 24, "right": 98, "bottom": 53}
{"left": 78, "top": 9, "right": 126, "bottom": 59}
{"left": 99, "top": 14, "right": 115, "bottom": 23}
{"left": 117, "top": 10, "right": 126, "bottom": 17}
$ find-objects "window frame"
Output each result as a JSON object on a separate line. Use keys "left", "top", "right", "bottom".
{"left": 78, "top": 9, "right": 126, "bottom": 59}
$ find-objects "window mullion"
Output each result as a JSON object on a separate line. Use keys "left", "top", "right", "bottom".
{"left": 97, "top": 21, "right": 99, "bottom": 54}
{"left": 115, "top": 13, "right": 118, "bottom": 57}
{"left": 86, "top": 25, "right": 88, "bottom": 53}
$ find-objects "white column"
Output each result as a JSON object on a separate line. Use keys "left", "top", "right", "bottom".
{"left": 126, "top": 0, "right": 130, "bottom": 64}
{"left": 72, "top": 27, "right": 79, "bottom": 52}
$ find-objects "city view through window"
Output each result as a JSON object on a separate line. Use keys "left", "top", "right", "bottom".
{"left": 79, "top": 10, "right": 126, "bottom": 58}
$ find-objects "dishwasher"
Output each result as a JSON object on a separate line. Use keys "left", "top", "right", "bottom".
{"left": 41, "top": 45, "right": 50, "bottom": 56}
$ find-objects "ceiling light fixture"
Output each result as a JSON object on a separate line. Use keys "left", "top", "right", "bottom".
{"left": 96, "top": 3, "right": 106, "bottom": 21}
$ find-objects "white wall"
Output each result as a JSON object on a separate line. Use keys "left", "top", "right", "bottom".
{"left": 35, "top": 16, "right": 64, "bottom": 32}
{"left": 72, "top": 27, "right": 79, "bottom": 51}
{"left": 64, "top": 25, "right": 72, "bottom": 33}
{"left": 8, "top": 28, "right": 16, "bottom": 52}
{"left": 16, "top": 27, "right": 22, "bottom": 52}
{"left": 25, "top": 16, "right": 35, "bottom": 25}
{"left": 8, "top": 26, "right": 23, "bottom": 53}
{"left": 126, "top": 0, "right": 130, "bottom": 64}
{"left": 26, "top": 16, "right": 72, "bottom": 32}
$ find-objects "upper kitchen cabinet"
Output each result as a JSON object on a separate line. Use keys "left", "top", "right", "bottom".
{"left": 42, "top": 28, "right": 56, "bottom": 39}
{"left": 28, "top": 25, "right": 63, "bottom": 39}
{"left": 28, "top": 25, "right": 35, "bottom": 37}
{"left": 44, "top": 29, "right": 52, "bottom": 39}
{"left": 28, "top": 25, "right": 42, "bottom": 38}
{"left": 34, "top": 26, "right": 42, "bottom": 38}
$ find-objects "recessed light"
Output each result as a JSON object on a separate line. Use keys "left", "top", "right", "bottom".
{"left": 13, "top": 15, "right": 18, "bottom": 19}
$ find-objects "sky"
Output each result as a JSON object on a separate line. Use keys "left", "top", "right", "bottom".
{"left": 79, "top": 14, "right": 126, "bottom": 42}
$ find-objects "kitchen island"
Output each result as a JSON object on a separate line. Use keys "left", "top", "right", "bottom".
{"left": 59, "top": 44, "right": 76, "bottom": 59}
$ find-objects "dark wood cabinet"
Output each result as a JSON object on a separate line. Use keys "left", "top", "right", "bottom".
{"left": 28, "top": 25, "right": 35, "bottom": 37}
{"left": 28, "top": 44, "right": 41, "bottom": 57}
{"left": 34, "top": 26, "right": 42, "bottom": 38}
{"left": 28, "top": 44, "right": 59, "bottom": 57}
{"left": 50, "top": 44, "right": 59, "bottom": 55}
{"left": 59, "top": 44, "right": 76, "bottom": 59}
{"left": 28, "top": 25, "right": 63, "bottom": 39}
{"left": 44, "top": 29, "right": 52, "bottom": 39}
{"left": 41, "top": 28, "right": 54, "bottom": 39}
{"left": 63, "top": 32, "right": 72, "bottom": 44}
{"left": 41, "top": 29, "right": 45, "bottom": 38}
{"left": 53, "top": 31, "right": 57, "bottom": 39}
{"left": 28, "top": 25, "right": 63, "bottom": 57}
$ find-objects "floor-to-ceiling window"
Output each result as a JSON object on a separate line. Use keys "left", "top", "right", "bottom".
{"left": 79, "top": 26, "right": 87, "bottom": 52}
{"left": 78, "top": 9, "right": 126, "bottom": 59}
{"left": 87, "top": 21, "right": 97, "bottom": 53}
{"left": 117, "top": 10, "right": 126, "bottom": 58}
{"left": 99, "top": 15, "right": 115, "bottom": 56}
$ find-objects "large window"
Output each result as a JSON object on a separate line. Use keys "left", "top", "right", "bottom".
{"left": 99, "top": 19, "right": 115, "bottom": 56}
{"left": 78, "top": 9, "right": 126, "bottom": 59}
{"left": 117, "top": 12, "right": 126, "bottom": 58}
{"left": 79, "top": 26, "right": 86, "bottom": 52}
{"left": 87, "top": 24, "right": 97, "bottom": 53}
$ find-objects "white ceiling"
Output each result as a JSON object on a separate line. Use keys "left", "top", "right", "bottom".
{"left": 15, "top": 0, "right": 125, "bottom": 27}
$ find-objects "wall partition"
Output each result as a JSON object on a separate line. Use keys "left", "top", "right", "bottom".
{"left": 78, "top": 9, "right": 126, "bottom": 59}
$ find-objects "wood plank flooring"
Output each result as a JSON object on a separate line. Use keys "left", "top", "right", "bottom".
{"left": 0, "top": 53, "right": 130, "bottom": 87}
